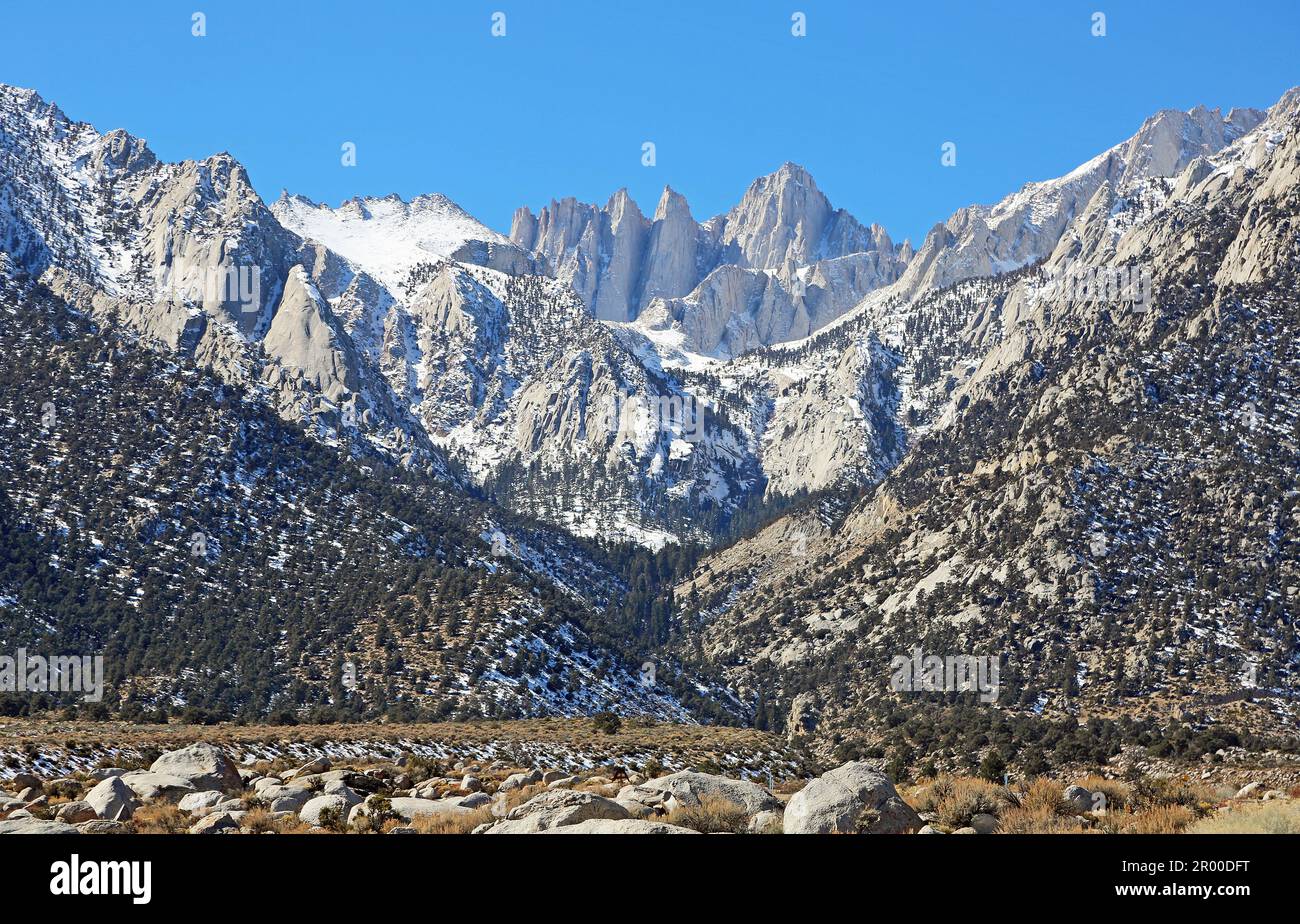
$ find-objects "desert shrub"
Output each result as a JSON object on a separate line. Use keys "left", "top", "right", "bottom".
{"left": 316, "top": 804, "right": 347, "bottom": 833}
{"left": 978, "top": 750, "right": 1007, "bottom": 783}
{"left": 402, "top": 754, "right": 443, "bottom": 784}
{"left": 912, "top": 775, "right": 954, "bottom": 813}
{"left": 130, "top": 803, "right": 189, "bottom": 834}
{"left": 592, "top": 712, "right": 622, "bottom": 735}
{"left": 665, "top": 796, "right": 749, "bottom": 834}
{"left": 935, "top": 777, "right": 1011, "bottom": 828}
{"left": 1018, "top": 776, "right": 1068, "bottom": 815}
{"left": 1131, "top": 776, "right": 1213, "bottom": 815}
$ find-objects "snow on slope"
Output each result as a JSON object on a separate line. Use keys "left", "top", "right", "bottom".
{"left": 273, "top": 191, "right": 509, "bottom": 290}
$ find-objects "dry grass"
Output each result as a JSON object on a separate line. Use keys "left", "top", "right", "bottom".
{"left": 410, "top": 808, "right": 493, "bottom": 834}
{"left": 1122, "top": 805, "right": 1197, "bottom": 834}
{"left": 664, "top": 796, "right": 749, "bottom": 834}
{"left": 998, "top": 805, "right": 1096, "bottom": 834}
{"left": 1190, "top": 800, "right": 1300, "bottom": 834}
{"left": 241, "top": 807, "right": 309, "bottom": 834}
{"left": 1018, "top": 776, "right": 1069, "bottom": 815}
{"left": 129, "top": 803, "right": 189, "bottom": 834}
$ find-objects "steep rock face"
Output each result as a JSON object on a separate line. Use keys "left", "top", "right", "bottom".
{"left": 261, "top": 266, "right": 358, "bottom": 403}
{"left": 639, "top": 187, "right": 701, "bottom": 309}
{"left": 511, "top": 163, "right": 908, "bottom": 351}
{"left": 592, "top": 189, "right": 648, "bottom": 321}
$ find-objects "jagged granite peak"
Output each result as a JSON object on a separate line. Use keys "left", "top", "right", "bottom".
{"left": 714, "top": 161, "right": 889, "bottom": 272}
{"left": 513, "top": 164, "right": 907, "bottom": 349}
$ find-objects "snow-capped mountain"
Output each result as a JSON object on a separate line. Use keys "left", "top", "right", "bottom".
{"left": 273, "top": 191, "right": 534, "bottom": 290}
{"left": 1, "top": 81, "right": 1274, "bottom": 550}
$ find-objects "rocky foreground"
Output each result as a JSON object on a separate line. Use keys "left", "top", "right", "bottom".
{"left": 2, "top": 740, "right": 1297, "bottom": 835}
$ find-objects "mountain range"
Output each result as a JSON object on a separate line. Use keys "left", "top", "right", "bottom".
{"left": 2, "top": 81, "right": 1298, "bottom": 766}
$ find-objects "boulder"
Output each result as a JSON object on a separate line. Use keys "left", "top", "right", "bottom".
{"left": 484, "top": 790, "right": 631, "bottom": 833}
{"left": 461, "top": 775, "right": 482, "bottom": 793}
{"left": 189, "top": 811, "right": 240, "bottom": 834}
{"left": 459, "top": 792, "right": 492, "bottom": 809}
{"left": 389, "top": 796, "right": 475, "bottom": 821}
{"left": 627, "top": 771, "right": 781, "bottom": 816}
{"left": 1063, "top": 785, "right": 1095, "bottom": 813}
{"left": 86, "top": 768, "right": 127, "bottom": 782}
{"left": 349, "top": 795, "right": 477, "bottom": 826}
{"left": 548, "top": 776, "right": 580, "bottom": 790}
{"left": 0, "top": 817, "right": 79, "bottom": 834}
{"left": 918, "top": 825, "right": 944, "bottom": 834}
{"left": 284, "top": 756, "right": 331, "bottom": 779}
{"left": 536, "top": 819, "right": 699, "bottom": 834}
{"left": 85, "top": 776, "right": 140, "bottom": 821}
{"left": 178, "top": 791, "right": 226, "bottom": 816}
{"left": 541, "top": 771, "right": 567, "bottom": 784}
{"left": 497, "top": 770, "right": 543, "bottom": 791}
{"left": 8, "top": 773, "right": 41, "bottom": 792}
{"left": 149, "top": 742, "right": 242, "bottom": 793}
{"left": 783, "top": 762, "right": 921, "bottom": 834}
{"left": 76, "top": 820, "right": 128, "bottom": 834}
{"left": 321, "top": 781, "right": 364, "bottom": 807}
{"left": 262, "top": 786, "right": 313, "bottom": 813}
{"left": 120, "top": 771, "right": 196, "bottom": 802}
{"left": 747, "top": 810, "right": 784, "bottom": 833}
{"left": 1235, "top": 782, "right": 1265, "bottom": 800}
{"left": 253, "top": 776, "right": 286, "bottom": 793}
{"left": 54, "top": 801, "right": 99, "bottom": 824}
{"left": 970, "top": 813, "right": 999, "bottom": 834}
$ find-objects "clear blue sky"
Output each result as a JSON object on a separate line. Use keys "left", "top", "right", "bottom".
{"left": 5, "top": 1, "right": 1298, "bottom": 246}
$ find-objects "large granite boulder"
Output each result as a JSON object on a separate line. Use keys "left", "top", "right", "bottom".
{"left": 783, "top": 762, "right": 921, "bottom": 834}
{"left": 85, "top": 776, "right": 140, "bottom": 821}
{"left": 148, "top": 742, "right": 242, "bottom": 793}
{"left": 484, "top": 790, "right": 630, "bottom": 833}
